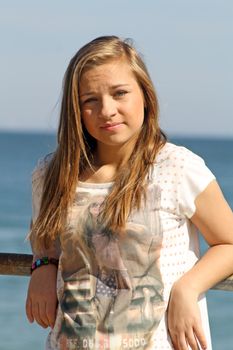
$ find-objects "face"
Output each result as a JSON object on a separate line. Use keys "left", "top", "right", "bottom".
{"left": 88, "top": 199, "right": 103, "bottom": 217}
{"left": 79, "top": 59, "right": 145, "bottom": 151}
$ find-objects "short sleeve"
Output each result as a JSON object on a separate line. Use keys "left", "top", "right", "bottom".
{"left": 30, "top": 153, "right": 61, "bottom": 259}
{"left": 178, "top": 151, "right": 216, "bottom": 218}
{"left": 31, "top": 153, "right": 55, "bottom": 223}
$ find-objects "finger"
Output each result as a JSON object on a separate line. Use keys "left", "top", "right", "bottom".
{"left": 194, "top": 324, "right": 207, "bottom": 350}
{"left": 38, "top": 301, "right": 50, "bottom": 328}
{"left": 46, "top": 300, "right": 57, "bottom": 328}
{"left": 177, "top": 332, "right": 189, "bottom": 350}
{"left": 32, "top": 302, "right": 48, "bottom": 328}
{"left": 25, "top": 297, "right": 34, "bottom": 323}
{"left": 170, "top": 335, "right": 179, "bottom": 350}
{"left": 186, "top": 330, "right": 199, "bottom": 350}
{"left": 170, "top": 332, "right": 186, "bottom": 350}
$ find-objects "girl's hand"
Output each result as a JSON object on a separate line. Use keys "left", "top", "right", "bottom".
{"left": 26, "top": 264, "right": 58, "bottom": 329}
{"left": 167, "top": 281, "right": 207, "bottom": 350}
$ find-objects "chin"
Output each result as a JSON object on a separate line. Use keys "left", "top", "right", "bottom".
{"left": 100, "top": 134, "right": 139, "bottom": 147}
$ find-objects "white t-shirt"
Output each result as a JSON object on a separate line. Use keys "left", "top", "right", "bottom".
{"left": 30, "top": 142, "right": 215, "bottom": 350}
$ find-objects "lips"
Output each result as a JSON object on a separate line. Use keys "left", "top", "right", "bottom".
{"left": 100, "top": 122, "right": 124, "bottom": 130}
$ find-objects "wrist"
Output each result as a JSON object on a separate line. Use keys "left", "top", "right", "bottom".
{"left": 31, "top": 257, "right": 59, "bottom": 274}
{"left": 172, "top": 278, "right": 200, "bottom": 299}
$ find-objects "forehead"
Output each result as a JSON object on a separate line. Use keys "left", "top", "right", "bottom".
{"left": 79, "top": 60, "right": 137, "bottom": 90}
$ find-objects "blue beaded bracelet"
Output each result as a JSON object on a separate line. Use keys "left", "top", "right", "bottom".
{"left": 31, "top": 257, "right": 59, "bottom": 273}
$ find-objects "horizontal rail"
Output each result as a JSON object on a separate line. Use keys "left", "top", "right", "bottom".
{"left": 0, "top": 253, "right": 32, "bottom": 276}
{"left": 0, "top": 252, "right": 233, "bottom": 291}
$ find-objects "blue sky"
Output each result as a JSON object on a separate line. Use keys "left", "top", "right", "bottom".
{"left": 0, "top": 0, "right": 232, "bottom": 136}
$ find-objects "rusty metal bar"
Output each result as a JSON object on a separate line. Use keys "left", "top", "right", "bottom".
{"left": 0, "top": 253, "right": 32, "bottom": 276}
{"left": 0, "top": 252, "right": 233, "bottom": 291}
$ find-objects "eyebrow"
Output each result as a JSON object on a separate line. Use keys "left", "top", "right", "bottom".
{"left": 80, "top": 84, "right": 131, "bottom": 98}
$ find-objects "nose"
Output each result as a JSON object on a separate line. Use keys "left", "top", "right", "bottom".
{"left": 99, "top": 96, "right": 117, "bottom": 120}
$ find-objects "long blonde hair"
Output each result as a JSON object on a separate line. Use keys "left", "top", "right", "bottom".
{"left": 30, "top": 35, "right": 167, "bottom": 250}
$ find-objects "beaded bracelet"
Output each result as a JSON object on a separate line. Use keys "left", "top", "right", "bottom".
{"left": 31, "top": 257, "right": 59, "bottom": 274}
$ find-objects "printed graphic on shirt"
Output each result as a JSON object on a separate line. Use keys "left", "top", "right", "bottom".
{"left": 58, "top": 184, "right": 166, "bottom": 349}
{"left": 32, "top": 143, "right": 213, "bottom": 349}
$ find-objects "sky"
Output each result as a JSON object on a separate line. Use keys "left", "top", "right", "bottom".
{"left": 0, "top": 0, "right": 232, "bottom": 137}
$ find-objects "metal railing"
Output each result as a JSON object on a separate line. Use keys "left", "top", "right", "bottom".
{"left": 0, "top": 252, "right": 233, "bottom": 291}
{"left": 0, "top": 253, "right": 32, "bottom": 276}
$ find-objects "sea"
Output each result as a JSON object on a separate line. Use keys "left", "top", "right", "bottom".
{"left": 0, "top": 131, "right": 232, "bottom": 350}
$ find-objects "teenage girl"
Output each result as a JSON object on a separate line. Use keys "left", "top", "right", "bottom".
{"left": 26, "top": 35, "right": 233, "bottom": 350}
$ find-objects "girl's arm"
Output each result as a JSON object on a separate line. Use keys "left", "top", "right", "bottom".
{"left": 26, "top": 220, "right": 60, "bottom": 329}
{"left": 168, "top": 180, "right": 233, "bottom": 350}
{"left": 26, "top": 157, "right": 60, "bottom": 329}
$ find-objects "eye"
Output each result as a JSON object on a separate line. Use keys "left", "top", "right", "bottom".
{"left": 115, "top": 90, "right": 128, "bottom": 98}
{"left": 82, "top": 97, "right": 98, "bottom": 105}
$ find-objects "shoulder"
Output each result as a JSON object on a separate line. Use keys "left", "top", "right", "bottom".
{"left": 151, "top": 142, "right": 215, "bottom": 218}
{"left": 155, "top": 142, "right": 205, "bottom": 167}
{"left": 150, "top": 141, "right": 214, "bottom": 185}
{"left": 32, "top": 152, "right": 54, "bottom": 184}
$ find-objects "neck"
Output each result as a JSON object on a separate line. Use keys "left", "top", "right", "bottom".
{"left": 79, "top": 138, "right": 139, "bottom": 183}
{"left": 94, "top": 140, "right": 136, "bottom": 168}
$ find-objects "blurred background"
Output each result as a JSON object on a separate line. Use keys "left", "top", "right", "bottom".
{"left": 0, "top": 1, "right": 232, "bottom": 349}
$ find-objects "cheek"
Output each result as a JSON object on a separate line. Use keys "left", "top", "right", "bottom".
{"left": 81, "top": 108, "right": 91, "bottom": 122}
{"left": 133, "top": 97, "right": 145, "bottom": 126}
{"left": 81, "top": 110, "right": 95, "bottom": 132}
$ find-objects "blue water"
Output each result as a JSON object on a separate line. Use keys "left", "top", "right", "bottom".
{"left": 0, "top": 131, "right": 233, "bottom": 350}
